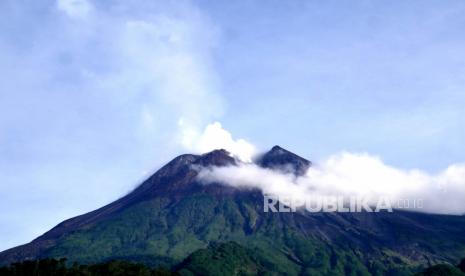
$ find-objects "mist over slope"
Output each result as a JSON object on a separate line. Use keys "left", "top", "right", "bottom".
{"left": 198, "top": 146, "right": 465, "bottom": 215}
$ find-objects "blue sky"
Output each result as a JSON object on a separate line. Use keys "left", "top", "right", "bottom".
{"left": 204, "top": 0, "right": 465, "bottom": 171}
{"left": 1, "top": 0, "right": 465, "bottom": 250}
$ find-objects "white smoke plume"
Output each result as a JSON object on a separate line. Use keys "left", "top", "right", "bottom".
{"left": 56, "top": 0, "right": 93, "bottom": 19}
{"left": 0, "top": 0, "right": 224, "bottom": 250}
{"left": 197, "top": 152, "right": 465, "bottom": 215}
{"left": 180, "top": 121, "right": 257, "bottom": 162}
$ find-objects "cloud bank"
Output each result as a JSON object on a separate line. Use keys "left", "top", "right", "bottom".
{"left": 197, "top": 152, "right": 465, "bottom": 215}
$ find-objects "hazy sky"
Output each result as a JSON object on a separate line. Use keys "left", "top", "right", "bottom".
{"left": 1, "top": 0, "right": 465, "bottom": 250}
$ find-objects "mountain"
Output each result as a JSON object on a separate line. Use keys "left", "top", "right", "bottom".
{"left": 1, "top": 146, "right": 465, "bottom": 275}
{"left": 258, "top": 145, "right": 311, "bottom": 175}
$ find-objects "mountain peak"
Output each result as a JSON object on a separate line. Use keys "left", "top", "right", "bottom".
{"left": 194, "top": 149, "right": 236, "bottom": 167}
{"left": 258, "top": 145, "right": 311, "bottom": 175}
{"left": 270, "top": 145, "right": 287, "bottom": 153}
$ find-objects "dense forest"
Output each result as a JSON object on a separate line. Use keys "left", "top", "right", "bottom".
{"left": 1, "top": 243, "right": 465, "bottom": 276}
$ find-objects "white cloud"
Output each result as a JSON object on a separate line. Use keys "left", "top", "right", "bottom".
{"left": 180, "top": 121, "right": 257, "bottom": 162}
{"left": 57, "top": 0, "right": 93, "bottom": 19}
{"left": 197, "top": 152, "right": 465, "bottom": 215}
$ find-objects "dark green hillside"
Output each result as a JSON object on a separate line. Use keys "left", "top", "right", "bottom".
{"left": 175, "top": 242, "right": 271, "bottom": 275}
{"left": 14, "top": 189, "right": 465, "bottom": 275}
